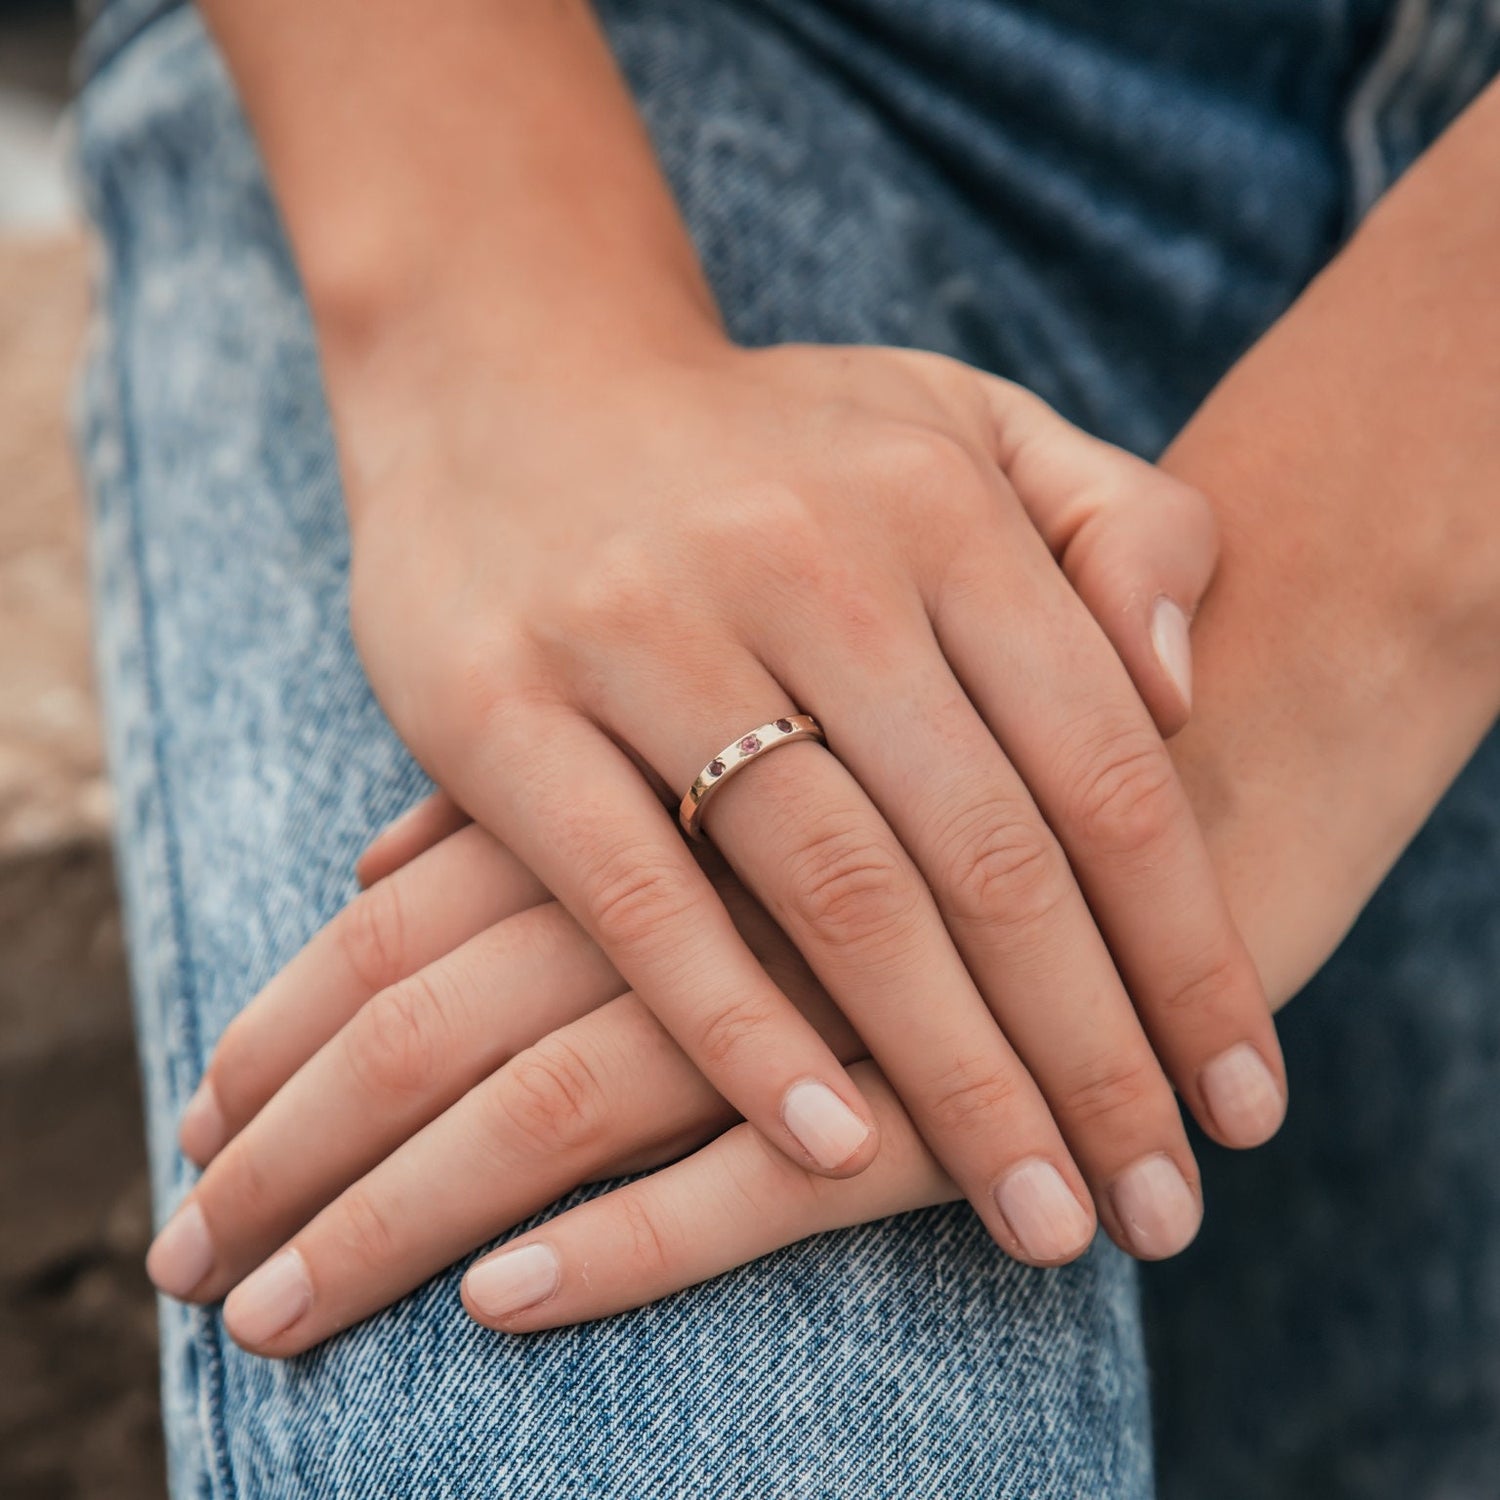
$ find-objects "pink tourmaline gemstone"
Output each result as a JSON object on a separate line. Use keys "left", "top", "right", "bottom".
{"left": 739, "top": 735, "right": 762, "bottom": 754}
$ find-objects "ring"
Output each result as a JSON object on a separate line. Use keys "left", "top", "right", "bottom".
{"left": 679, "top": 713, "right": 826, "bottom": 841}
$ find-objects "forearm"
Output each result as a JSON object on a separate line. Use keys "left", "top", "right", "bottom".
{"left": 1164, "top": 77, "right": 1500, "bottom": 1004}
{"left": 195, "top": 0, "right": 722, "bottom": 378}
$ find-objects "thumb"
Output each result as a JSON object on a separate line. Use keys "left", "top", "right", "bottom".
{"left": 978, "top": 376, "right": 1217, "bottom": 736}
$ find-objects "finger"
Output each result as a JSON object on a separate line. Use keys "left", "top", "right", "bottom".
{"left": 462, "top": 1061, "right": 960, "bottom": 1332}
{"left": 217, "top": 997, "right": 731, "bottom": 1355}
{"left": 355, "top": 791, "right": 471, "bottom": 887}
{"left": 932, "top": 504, "right": 1287, "bottom": 1158}
{"left": 148, "top": 899, "right": 627, "bottom": 1304}
{"left": 759, "top": 602, "right": 1202, "bottom": 1260}
{"left": 597, "top": 663, "right": 1099, "bottom": 1266}
{"left": 981, "top": 376, "right": 1218, "bottom": 736}
{"left": 181, "top": 823, "right": 547, "bottom": 1165}
{"left": 434, "top": 694, "right": 881, "bottom": 1178}
{"left": 156, "top": 858, "right": 863, "bottom": 1306}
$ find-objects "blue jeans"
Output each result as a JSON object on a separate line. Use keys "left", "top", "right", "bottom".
{"left": 74, "top": 0, "right": 1500, "bottom": 1494}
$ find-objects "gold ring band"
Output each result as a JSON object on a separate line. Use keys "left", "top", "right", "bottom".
{"left": 678, "top": 714, "right": 826, "bottom": 841}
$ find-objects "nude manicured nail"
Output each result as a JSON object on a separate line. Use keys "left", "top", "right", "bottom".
{"left": 994, "top": 1159, "right": 1094, "bottom": 1262}
{"left": 179, "top": 1079, "right": 228, "bottom": 1164}
{"left": 224, "top": 1248, "right": 312, "bottom": 1345}
{"left": 146, "top": 1200, "right": 213, "bottom": 1297}
{"left": 1110, "top": 1154, "right": 1201, "bottom": 1260}
{"left": 1151, "top": 598, "right": 1193, "bottom": 711}
{"left": 466, "top": 1244, "right": 561, "bottom": 1319}
{"left": 1199, "top": 1043, "right": 1285, "bottom": 1147}
{"left": 781, "top": 1080, "right": 871, "bottom": 1169}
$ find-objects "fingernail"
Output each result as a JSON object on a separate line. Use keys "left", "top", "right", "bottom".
{"left": 1110, "top": 1154, "right": 1201, "bottom": 1260}
{"left": 1151, "top": 598, "right": 1193, "bottom": 711}
{"left": 781, "top": 1080, "right": 871, "bottom": 1170}
{"left": 371, "top": 799, "right": 424, "bottom": 845}
{"left": 224, "top": 1248, "right": 312, "bottom": 1345}
{"left": 994, "top": 1158, "right": 1094, "bottom": 1262}
{"left": 465, "top": 1243, "right": 561, "bottom": 1319}
{"left": 146, "top": 1200, "right": 214, "bottom": 1297}
{"left": 1199, "top": 1043, "right": 1285, "bottom": 1147}
{"left": 179, "top": 1079, "right": 228, "bottom": 1164}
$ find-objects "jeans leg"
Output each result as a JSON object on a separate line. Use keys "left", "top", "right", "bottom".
{"left": 76, "top": 7, "right": 1157, "bottom": 1494}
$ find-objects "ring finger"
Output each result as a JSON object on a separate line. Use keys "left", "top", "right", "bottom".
{"left": 594, "top": 672, "right": 1100, "bottom": 1266}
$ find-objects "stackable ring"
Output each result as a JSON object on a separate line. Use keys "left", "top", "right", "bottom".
{"left": 678, "top": 713, "right": 826, "bottom": 841}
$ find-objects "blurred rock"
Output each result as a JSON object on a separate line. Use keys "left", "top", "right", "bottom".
{"left": 0, "top": 234, "right": 109, "bottom": 869}
{"left": 0, "top": 229, "right": 166, "bottom": 1496}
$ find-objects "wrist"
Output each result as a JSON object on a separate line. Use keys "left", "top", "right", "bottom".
{"left": 301, "top": 218, "right": 728, "bottom": 394}
{"left": 322, "top": 295, "right": 741, "bottom": 543}
{"left": 1162, "top": 345, "right": 1500, "bottom": 1008}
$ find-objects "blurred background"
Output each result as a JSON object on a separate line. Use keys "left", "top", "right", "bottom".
{"left": 2, "top": 0, "right": 167, "bottom": 1493}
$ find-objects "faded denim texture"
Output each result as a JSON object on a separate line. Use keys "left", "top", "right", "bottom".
{"left": 72, "top": 0, "right": 1500, "bottom": 1495}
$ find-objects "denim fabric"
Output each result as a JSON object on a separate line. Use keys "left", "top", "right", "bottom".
{"left": 71, "top": 0, "right": 1500, "bottom": 1495}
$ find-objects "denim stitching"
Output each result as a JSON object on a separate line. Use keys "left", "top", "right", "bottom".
{"left": 89, "top": 146, "right": 242, "bottom": 1500}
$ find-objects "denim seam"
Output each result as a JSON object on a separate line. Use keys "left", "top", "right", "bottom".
{"left": 94, "top": 164, "right": 242, "bottom": 1500}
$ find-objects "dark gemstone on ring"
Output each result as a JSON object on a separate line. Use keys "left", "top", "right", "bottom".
{"left": 707, "top": 759, "right": 726, "bottom": 777}
{"left": 774, "top": 718, "right": 794, "bottom": 733}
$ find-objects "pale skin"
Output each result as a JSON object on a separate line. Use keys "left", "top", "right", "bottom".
{"left": 145, "top": 2, "right": 1500, "bottom": 1350}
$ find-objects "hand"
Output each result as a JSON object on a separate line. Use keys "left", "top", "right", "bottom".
{"left": 144, "top": 392, "right": 1284, "bottom": 1349}
{"left": 330, "top": 334, "right": 1283, "bottom": 1256}
{"left": 150, "top": 796, "right": 1161, "bottom": 1352}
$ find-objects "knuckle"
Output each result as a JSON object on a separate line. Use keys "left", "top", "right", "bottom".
{"left": 430, "top": 630, "right": 534, "bottom": 735}
{"left": 1065, "top": 730, "right": 1179, "bottom": 857}
{"left": 611, "top": 1191, "right": 676, "bottom": 1280}
{"left": 1155, "top": 949, "right": 1246, "bottom": 1021}
{"left": 713, "top": 482, "right": 821, "bottom": 563}
{"left": 555, "top": 530, "right": 680, "bottom": 645}
{"left": 1156, "top": 475, "right": 1219, "bottom": 546}
{"left": 694, "top": 994, "right": 774, "bottom": 1072}
{"left": 335, "top": 878, "right": 409, "bottom": 993}
{"left": 871, "top": 423, "right": 981, "bottom": 507}
{"left": 935, "top": 794, "right": 1065, "bottom": 933}
{"left": 1055, "top": 1056, "right": 1159, "bottom": 1131}
{"left": 207, "top": 1136, "right": 273, "bottom": 1226}
{"left": 496, "top": 1035, "right": 606, "bottom": 1154}
{"left": 586, "top": 846, "right": 695, "bottom": 957}
{"left": 723, "top": 1121, "right": 825, "bottom": 1216}
{"left": 345, "top": 973, "right": 444, "bottom": 1100}
{"left": 927, "top": 1055, "right": 1023, "bottom": 1135}
{"left": 782, "top": 814, "right": 917, "bottom": 949}
{"left": 335, "top": 1186, "right": 402, "bottom": 1269}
